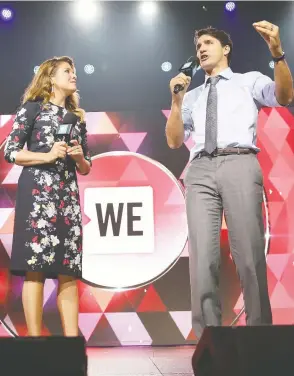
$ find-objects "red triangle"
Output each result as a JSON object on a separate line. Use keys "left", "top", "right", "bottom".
{"left": 125, "top": 288, "right": 146, "bottom": 309}
{"left": 266, "top": 264, "right": 278, "bottom": 296}
{"left": 13, "top": 323, "right": 27, "bottom": 337}
{"left": 0, "top": 269, "right": 9, "bottom": 302}
{"left": 77, "top": 280, "right": 88, "bottom": 295}
{"left": 257, "top": 131, "right": 279, "bottom": 164}
{"left": 187, "top": 328, "right": 198, "bottom": 341}
{"left": 257, "top": 107, "right": 270, "bottom": 126}
{"left": 137, "top": 285, "right": 167, "bottom": 312}
{"left": 277, "top": 107, "right": 294, "bottom": 129}
{"left": 104, "top": 292, "right": 134, "bottom": 312}
{"left": 270, "top": 203, "right": 288, "bottom": 236}
{"left": 41, "top": 325, "right": 52, "bottom": 336}
{"left": 21, "top": 325, "right": 51, "bottom": 337}
{"left": 268, "top": 202, "right": 285, "bottom": 228}
{"left": 79, "top": 288, "right": 102, "bottom": 313}
{"left": 286, "top": 129, "right": 294, "bottom": 154}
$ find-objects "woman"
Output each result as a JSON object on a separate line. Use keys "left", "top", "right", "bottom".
{"left": 4, "top": 56, "right": 91, "bottom": 336}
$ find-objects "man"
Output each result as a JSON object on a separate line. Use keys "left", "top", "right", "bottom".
{"left": 166, "top": 21, "right": 293, "bottom": 340}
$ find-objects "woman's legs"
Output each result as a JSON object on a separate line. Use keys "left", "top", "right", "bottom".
{"left": 57, "top": 274, "right": 79, "bottom": 336}
{"left": 22, "top": 271, "right": 45, "bottom": 336}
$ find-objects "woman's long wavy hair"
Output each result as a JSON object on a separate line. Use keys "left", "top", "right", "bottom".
{"left": 22, "top": 56, "right": 85, "bottom": 122}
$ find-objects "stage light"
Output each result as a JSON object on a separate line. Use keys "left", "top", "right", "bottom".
{"left": 139, "top": 2, "right": 158, "bottom": 17}
{"left": 1, "top": 7, "right": 13, "bottom": 21}
{"left": 161, "top": 62, "right": 172, "bottom": 72}
{"left": 84, "top": 64, "right": 95, "bottom": 74}
{"left": 73, "top": 0, "right": 100, "bottom": 22}
{"left": 34, "top": 66, "right": 40, "bottom": 74}
{"left": 225, "top": 2, "right": 236, "bottom": 12}
{"left": 269, "top": 61, "right": 274, "bottom": 69}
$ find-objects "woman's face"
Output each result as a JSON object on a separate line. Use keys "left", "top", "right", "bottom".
{"left": 51, "top": 61, "right": 77, "bottom": 95}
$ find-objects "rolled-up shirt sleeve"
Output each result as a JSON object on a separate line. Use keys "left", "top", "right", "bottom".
{"left": 181, "top": 95, "right": 194, "bottom": 141}
{"left": 251, "top": 72, "right": 284, "bottom": 107}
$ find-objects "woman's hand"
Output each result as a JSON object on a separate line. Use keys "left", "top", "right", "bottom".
{"left": 46, "top": 141, "right": 67, "bottom": 163}
{"left": 67, "top": 139, "right": 84, "bottom": 162}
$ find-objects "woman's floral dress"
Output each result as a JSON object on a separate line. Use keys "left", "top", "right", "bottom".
{"left": 4, "top": 100, "right": 91, "bottom": 279}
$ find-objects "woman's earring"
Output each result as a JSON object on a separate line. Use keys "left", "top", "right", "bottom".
{"left": 51, "top": 84, "right": 55, "bottom": 98}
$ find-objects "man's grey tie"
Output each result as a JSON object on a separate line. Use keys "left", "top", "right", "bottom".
{"left": 204, "top": 76, "right": 220, "bottom": 154}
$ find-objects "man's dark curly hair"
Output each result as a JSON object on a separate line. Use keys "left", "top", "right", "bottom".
{"left": 194, "top": 27, "right": 233, "bottom": 65}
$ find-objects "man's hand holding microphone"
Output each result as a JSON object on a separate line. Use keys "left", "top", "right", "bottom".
{"left": 170, "top": 73, "right": 192, "bottom": 102}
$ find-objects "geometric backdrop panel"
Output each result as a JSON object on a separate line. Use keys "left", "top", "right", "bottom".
{"left": 0, "top": 107, "right": 293, "bottom": 345}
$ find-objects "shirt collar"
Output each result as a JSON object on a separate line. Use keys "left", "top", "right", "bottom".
{"left": 204, "top": 67, "right": 233, "bottom": 86}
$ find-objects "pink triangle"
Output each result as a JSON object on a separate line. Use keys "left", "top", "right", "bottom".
{"left": 180, "top": 161, "right": 189, "bottom": 179}
{"left": 269, "top": 177, "right": 294, "bottom": 200}
{"left": 270, "top": 282, "right": 294, "bottom": 308}
{"left": 234, "top": 293, "right": 244, "bottom": 310}
{"left": 265, "top": 128, "right": 289, "bottom": 151}
{"left": 165, "top": 185, "right": 184, "bottom": 205}
{"left": 86, "top": 112, "right": 118, "bottom": 135}
{"left": 0, "top": 115, "right": 13, "bottom": 127}
{"left": 78, "top": 313, "right": 102, "bottom": 341}
{"left": 257, "top": 130, "right": 279, "bottom": 163}
{"left": 221, "top": 213, "right": 227, "bottom": 229}
{"left": 3, "top": 315, "right": 17, "bottom": 335}
{"left": 169, "top": 311, "right": 192, "bottom": 339}
{"left": 266, "top": 254, "right": 290, "bottom": 281}
{"left": 0, "top": 209, "right": 14, "bottom": 230}
{"left": 257, "top": 108, "right": 270, "bottom": 127}
{"left": 0, "top": 323, "right": 10, "bottom": 337}
{"left": 43, "top": 279, "right": 56, "bottom": 306}
{"left": 181, "top": 242, "right": 189, "bottom": 257}
{"left": 184, "top": 137, "right": 195, "bottom": 151}
{"left": 0, "top": 234, "right": 13, "bottom": 258}
{"left": 162, "top": 110, "right": 171, "bottom": 119}
{"left": 270, "top": 155, "right": 294, "bottom": 177}
{"left": 120, "top": 159, "right": 148, "bottom": 182}
{"left": 120, "top": 133, "right": 147, "bottom": 152}
{"left": 268, "top": 202, "right": 285, "bottom": 228}
{"left": 264, "top": 108, "right": 290, "bottom": 129}
{"left": 2, "top": 164, "right": 23, "bottom": 184}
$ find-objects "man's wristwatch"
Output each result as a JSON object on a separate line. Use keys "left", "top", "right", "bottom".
{"left": 272, "top": 51, "right": 285, "bottom": 62}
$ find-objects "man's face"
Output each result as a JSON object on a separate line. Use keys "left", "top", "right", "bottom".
{"left": 196, "top": 34, "right": 228, "bottom": 71}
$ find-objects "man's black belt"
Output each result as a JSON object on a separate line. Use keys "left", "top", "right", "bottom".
{"left": 196, "top": 147, "right": 257, "bottom": 158}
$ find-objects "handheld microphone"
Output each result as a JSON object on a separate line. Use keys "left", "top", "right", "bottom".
{"left": 55, "top": 112, "right": 78, "bottom": 144}
{"left": 173, "top": 57, "right": 199, "bottom": 94}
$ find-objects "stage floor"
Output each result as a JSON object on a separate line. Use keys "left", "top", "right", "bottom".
{"left": 87, "top": 345, "right": 195, "bottom": 376}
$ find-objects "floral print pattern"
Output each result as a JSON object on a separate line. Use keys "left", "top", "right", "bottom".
{"left": 4, "top": 101, "right": 91, "bottom": 279}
